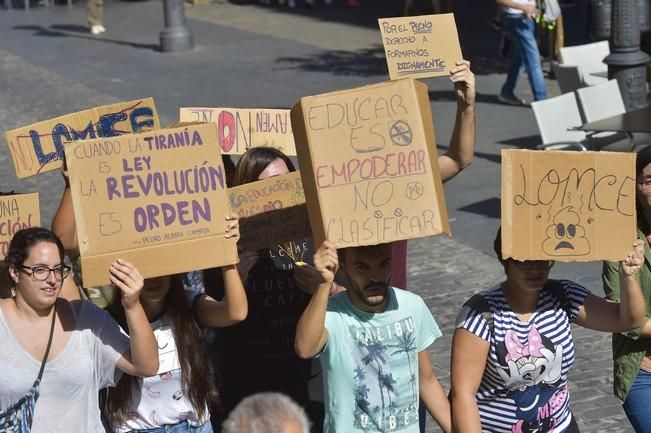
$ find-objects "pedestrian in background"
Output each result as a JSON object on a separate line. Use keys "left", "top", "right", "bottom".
{"left": 496, "top": 0, "right": 547, "bottom": 105}
{"left": 88, "top": 0, "right": 105, "bottom": 35}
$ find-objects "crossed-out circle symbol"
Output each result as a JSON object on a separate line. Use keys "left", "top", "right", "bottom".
{"left": 389, "top": 121, "right": 413, "bottom": 146}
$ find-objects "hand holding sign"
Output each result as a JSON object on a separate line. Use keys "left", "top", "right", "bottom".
{"left": 620, "top": 240, "right": 645, "bottom": 276}
{"left": 313, "top": 241, "right": 338, "bottom": 285}
{"left": 225, "top": 214, "right": 240, "bottom": 241}
{"left": 294, "top": 262, "right": 325, "bottom": 295}
{"left": 109, "top": 258, "right": 144, "bottom": 310}
{"left": 450, "top": 60, "right": 476, "bottom": 110}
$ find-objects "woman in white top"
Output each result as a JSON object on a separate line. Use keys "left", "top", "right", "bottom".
{"left": 103, "top": 215, "right": 247, "bottom": 433}
{"left": 0, "top": 227, "right": 158, "bottom": 433}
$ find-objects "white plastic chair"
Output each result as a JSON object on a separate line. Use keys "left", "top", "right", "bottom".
{"left": 559, "top": 41, "right": 609, "bottom": 86}
{"left": 575, "top": 79, "right": 634, "bottom": 151}
{"left": 551, "top": 61, "right": 586, "bottom": 94}
{"left": 576, "top": 79, "right": 626, "bottom": 122}
{"left": 531, "top": 93, "right": 587, "bottom": 151}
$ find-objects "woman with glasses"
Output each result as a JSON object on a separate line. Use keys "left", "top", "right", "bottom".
{"left": 0, "top": 227, "right": 158, "bottom": 433}
{"left": 450, "top": 228, "right": 645, "bottom": 433}
{"left": 602, "top": 146, "right": 651, "bottom": 433}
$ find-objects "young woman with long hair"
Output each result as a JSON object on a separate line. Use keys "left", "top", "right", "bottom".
{"left": 103, "top": 216, "right": 247, "bottom": 433}
{"left": 200, "top": 147, "right": 340, "bottom": 430}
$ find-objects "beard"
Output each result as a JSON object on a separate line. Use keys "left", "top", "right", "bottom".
{"left": 350, "top": 280, "right": 389, "bottom": 307}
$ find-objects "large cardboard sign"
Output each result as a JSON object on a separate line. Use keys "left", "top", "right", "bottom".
{"left": 0, "top": 193, "right": 40, "bottom": 260}
{"left": 65, "top": 123, "right": 238, "bottom": 287}
{"left": 501, "top": 150, "right": 636, "bottom": 261}
{"left": 229, "top": 171, "right": 311, "bottom": 251}
{"left": 179, "top": 107, "right": 296, "bottom": 156}
{"left": 378, "top": 13, "right": 463, "bottom": 80}
{"left": 5, "top": 98, "right": 160, "bottom": 179}
{"left": 291, "top": 78, "right": 450, "bottom": 248}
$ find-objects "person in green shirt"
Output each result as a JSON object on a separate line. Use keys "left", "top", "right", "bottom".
{"left": 603, "top": 146, "right": 651, "bottom": 433}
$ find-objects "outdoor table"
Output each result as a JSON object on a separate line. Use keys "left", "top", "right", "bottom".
{"left": 590, "top": 71, "right": 608, "bottom": 79}
{"left": 579, "top": 105, "right": 651, "bottom": 133}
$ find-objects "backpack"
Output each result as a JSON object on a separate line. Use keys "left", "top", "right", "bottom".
{"left": 541, "top": 0, "right": 562, "bottom": 23}
{"left": 544, "top": 0, "right": 562, "bottom": 21}
{"left": 464, "top": 279, "right": 572, "bottom": 331}
{"left": 537, "top": 0, "right": 562, "bottom": 29}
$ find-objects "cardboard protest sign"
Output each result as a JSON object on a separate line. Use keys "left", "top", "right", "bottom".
{"left": 5, "top": 98, "right": 160, "bottom": 179}
{"left": 0, "top": 193, "right": 40, "bottom": 260}
{"left": 229, "top": 171, "right": 311, "bottom": 251}
{"left": 179, "top": 107, "right": 296, "bottom": 156}
{"left": 291, "top": 78, "right": 450, "bottom": 248}
{"left": 65, "top": 123, "right": 238, "bottom": 287}
{"left": 501, "top": 149, "right": 636, "bottom": 261}
{"left": 378, "top": 13, "right": 463, "bottom": 80}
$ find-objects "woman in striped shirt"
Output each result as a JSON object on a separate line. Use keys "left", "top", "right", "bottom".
{"left": 450, "top": 229, "right": 645, "bottom": 433}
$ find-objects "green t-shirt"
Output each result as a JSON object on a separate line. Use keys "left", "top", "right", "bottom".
{"left": 320, "top": 287, "right": 441, "bottom": 433}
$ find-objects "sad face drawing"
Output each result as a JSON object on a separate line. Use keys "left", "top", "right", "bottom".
{"left": 542, "top": 207, "right": 590, "bottom": 257}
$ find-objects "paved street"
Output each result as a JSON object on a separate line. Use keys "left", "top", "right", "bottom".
{"left": 0, "top": 0, "right": 631, "bottom": 430}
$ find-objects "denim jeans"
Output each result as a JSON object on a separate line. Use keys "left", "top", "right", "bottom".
{"left": 126, "top": 420, "right": 213, "bottom": 433}
{"left": 501, "top": 13, "right": 547, "bottom": 101}
{"left": 623, "top": 370, "right": 651, "bottom": 433}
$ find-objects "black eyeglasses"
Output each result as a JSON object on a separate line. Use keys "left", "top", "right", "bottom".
{"left": 18, "top": 265, "right": 71, "bottom": 282}
{"left": 511, "top": 260, "right": 555, "bottom": 271}
{"left": 639, "top": 179, "right": 651, "bottom": 188}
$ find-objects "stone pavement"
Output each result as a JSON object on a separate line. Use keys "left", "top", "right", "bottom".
{"left": 0, "top": 0, "right": 634, "bottom": 431}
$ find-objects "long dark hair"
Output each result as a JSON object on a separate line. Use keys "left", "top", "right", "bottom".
{"left": 636, "top": 146, "right": 651, "bottom": 232}
{"left": 232, "top": 147, "right": 295, "bottom": 186}
{"left": 103, "top": 274, "right": 218, "bottom": 428}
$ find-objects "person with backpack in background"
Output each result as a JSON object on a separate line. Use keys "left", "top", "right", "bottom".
{"left": 496, "top": 0, "right": 548, "bottom": 105}
{"left": 451, "top": 228, "right": 646, "bottom": 433}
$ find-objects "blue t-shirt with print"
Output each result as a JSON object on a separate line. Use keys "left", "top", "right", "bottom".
{"left": 320, "top": 287, "right": 441, "bottom": 433}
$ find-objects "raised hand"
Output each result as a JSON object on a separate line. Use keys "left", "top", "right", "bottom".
{"left": 621, "top": 240, "right": 645, "bottom": 276}
{"left": 294, "top": 262, "right": 325, "bottom": 295}
{"left": 450, "top": 60, "right": 475, "bottom": 110}
{"left": 313, "top": 241, "right": 338, "bottom": 285}
{"left": 225, "top": 213, "right": 240, "bottom": 241}
{"left": 109, "top": 258, "right": 144, "bottom": 309}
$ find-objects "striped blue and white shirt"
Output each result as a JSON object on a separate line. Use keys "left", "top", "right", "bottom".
{"left": 456, "top": 280, "right": 590, "bottom": 433}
